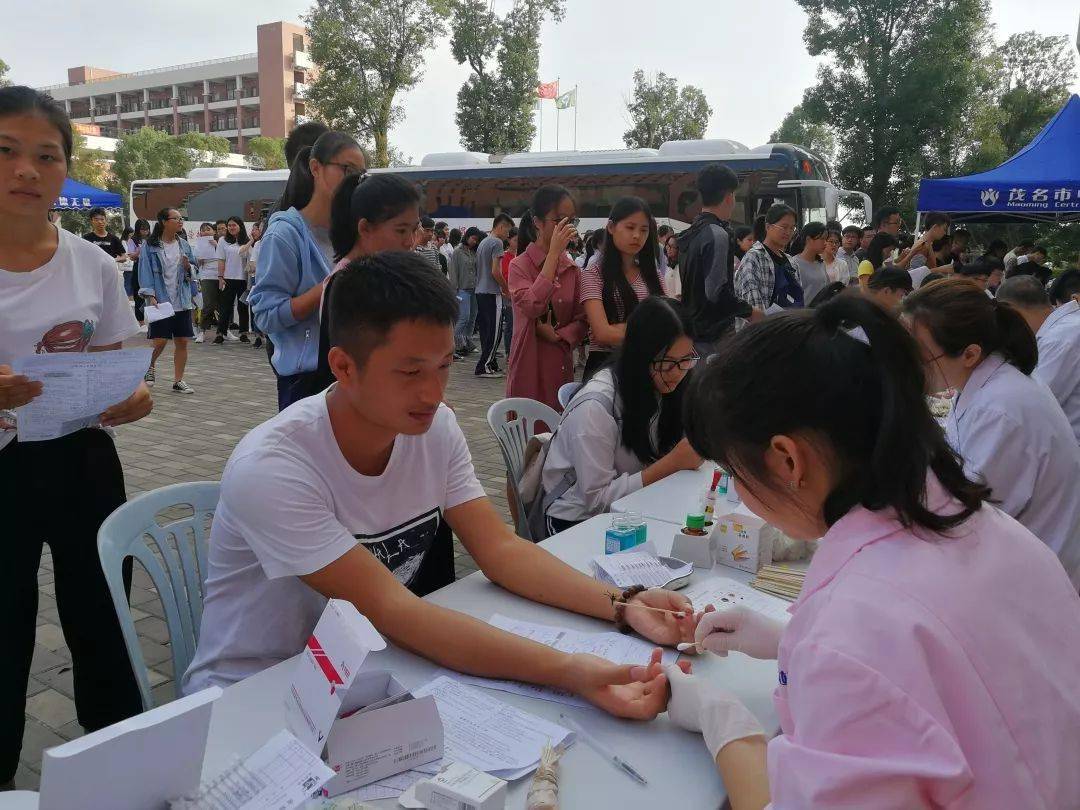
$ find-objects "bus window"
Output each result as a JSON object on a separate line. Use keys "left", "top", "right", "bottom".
{"left": 798, "top": 185, "right": 830, "bottom": 226}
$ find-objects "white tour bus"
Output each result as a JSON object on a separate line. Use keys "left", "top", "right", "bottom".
{"left": 128, "top": 138, "right": 870, "bottom": 234}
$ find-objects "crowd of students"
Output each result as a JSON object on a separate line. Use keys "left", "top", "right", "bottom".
{"left": 3, "top": 85, "right": 1080, "bottom": 806}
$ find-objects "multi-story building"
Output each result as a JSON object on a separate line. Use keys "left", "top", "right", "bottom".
{"left": 39, "top": 21, "right": 314, "bottom": 154}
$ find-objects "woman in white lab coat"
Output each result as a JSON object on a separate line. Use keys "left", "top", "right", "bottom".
{"left": 902, "top": 277, "right": 1080, "bottom": 588}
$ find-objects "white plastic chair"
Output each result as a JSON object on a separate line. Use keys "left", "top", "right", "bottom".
{"left": 97, "top": 481, "right": 219, "bottom": 709}
{"left": 557, "top": 381, "right": 583, "bottom": 409}
{"left": 487, "top": 398, "right": 561, "bottom": 540}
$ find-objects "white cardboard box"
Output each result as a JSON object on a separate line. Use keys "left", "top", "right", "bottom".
{"left": 284, "top": 598, "right": 388, "bottom": 753}
{"left": 323, "top": 671, "right": 444, "bottom": 796}
{"left": 712, "top": 511, "right": 776, "bottom": 573}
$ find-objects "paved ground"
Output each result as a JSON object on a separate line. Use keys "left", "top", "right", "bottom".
{"left": 17, "top": 335, "right": 514, "bottom": 788}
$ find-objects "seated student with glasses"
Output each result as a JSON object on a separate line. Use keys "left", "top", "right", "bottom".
{"left": 539, "top": 297, "right": 703, "bottom": 537}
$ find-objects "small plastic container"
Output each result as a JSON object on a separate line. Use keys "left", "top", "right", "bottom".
{"left": 605, "top": 516, "right": 636, "bottom": 554}
{"left": 627, "top": 510, "right": 647, "bottom": 546}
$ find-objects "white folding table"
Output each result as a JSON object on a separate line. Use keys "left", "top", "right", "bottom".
{"left": 200, "top": 514, "right": 785, "bottom": 808}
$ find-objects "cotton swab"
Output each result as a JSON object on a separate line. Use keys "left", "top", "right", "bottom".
{"left": 622, "top": 603, "right": 686, "bottom": 619}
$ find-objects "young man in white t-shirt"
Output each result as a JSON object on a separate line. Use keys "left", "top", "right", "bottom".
{"left": 184, "top": 252, "right": 695, "bottom": 718}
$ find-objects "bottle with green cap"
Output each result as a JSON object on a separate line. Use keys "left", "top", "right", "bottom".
{"left": 683, "top": 513, "right": 708, "bottom": 536}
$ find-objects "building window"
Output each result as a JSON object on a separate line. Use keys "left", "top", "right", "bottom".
{"left": 293, "top": 33, "right": 305, "bottom": 52}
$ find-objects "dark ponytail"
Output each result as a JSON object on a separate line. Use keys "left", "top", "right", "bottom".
{"left": 752, "top": 215, "right": 767, "bottom": 243}
{"left": 277, "top": 130, "right": 362, "bottom": 212}
{"left": 684, "top": 292, "right": 989, "bottom": 534}
{"left": 517, "top": 184, "right": 574, "bottom": 256}
{"left": 329, "top": 172, "right": 420, "bottom": 262}
{"left": 902, "top": 277, "right": 1037, "bottom": 375}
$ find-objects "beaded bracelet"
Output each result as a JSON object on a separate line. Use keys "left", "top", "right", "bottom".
{"left": 613, "top": 584, "right": 647, "bottom": 634}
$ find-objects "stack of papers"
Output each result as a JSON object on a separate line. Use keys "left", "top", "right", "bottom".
{"left": 682, "top": 577, "right": 792, "bottom": 623}
{"left": 412, "top": 676, "right": 574, "bottom": 780}
{"left": 171, "top": 730, "right": 333, "bottom": 810}
{"left": 590, "top": 551, "right": 692, "bottom": 588}
{"left": 452, "top": 615, "right": 677, "bottom": 707}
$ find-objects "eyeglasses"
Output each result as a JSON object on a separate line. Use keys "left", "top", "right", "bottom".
{"left": 166, "top": 216, "right": 184, "bottom": 222}
{"left": 651, "top": 349, "right": 700, "bottom": 373}
{"left": 769, "top": 222, "right": 797, "bottom": 234}
{"left": 325, "top": 162, "right": 365, "bottom": 176}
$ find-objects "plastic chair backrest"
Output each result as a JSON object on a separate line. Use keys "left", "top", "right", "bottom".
{"left": 97, "top": 481, "right": 219, "bottom": 709}
{"left": 557, "top": 382, "right": 583, "bottom": 409}
{"left": 486, "top": 398, "right": 561, "bottom": 539}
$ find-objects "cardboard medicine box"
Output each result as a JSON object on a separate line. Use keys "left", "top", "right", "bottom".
{"left": 712, "top": 512, "right": 775, "bottom": 573}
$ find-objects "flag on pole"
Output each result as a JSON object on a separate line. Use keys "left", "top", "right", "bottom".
{"left": 555, "top": 87, "right": 577, "bottom": 110}
{"left": 536, "top": 80, "right": 559, "bottom": 99}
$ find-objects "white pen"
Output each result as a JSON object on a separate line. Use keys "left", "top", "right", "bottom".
{"left": 558, "top": 712, "right": 648, "bottom": 786}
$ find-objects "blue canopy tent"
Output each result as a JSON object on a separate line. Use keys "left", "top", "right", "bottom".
{"left": 52, "top": 177, "right": 123, "bottom": 211}
{"left": 917, "top": 94, "right": 1080, "bottom": 225}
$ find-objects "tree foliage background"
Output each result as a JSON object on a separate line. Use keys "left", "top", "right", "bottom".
{"left": 622, "top": 70, "right": 712, "bottom": 149}
{"left": 305, "top": 0, "right": 450, "bottom": 167}
{"left": 246, "top": 136, "right": 288, "bottom": 170}
{"left": 111, "top": 128, "right": 229, "bottom": 210}
{"left": 450, "top": 0, "right": 564, "bottom": 154}
{"left": 773, "top": 0, "right": 1078, "bottom": 263}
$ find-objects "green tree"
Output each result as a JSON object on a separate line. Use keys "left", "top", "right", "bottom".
{"left": 450, "top": 0, "right": 565, "bottom": 154}
{"left": 775, "top": 0, "right": 993, "bottom": 214}
{"left": 111, "top": 128, "right": 193, "bottom": 209}
{"left": 0, "top": 58, "right": 10, "bottom": 87}
{"left": 68, "top": 132, "right": 112, "bottom": 190}
{"left": 176, "top": 131, "right": 230, "bottom": 167}
{"left": 622, "top": 70, "right": 712, "bottom": 149}
{"left": 965, "top": 32, "right": 1077, "bottom": 173}
{"left": 246, "top": 136, "right": 287, "bottom": 169}
{"left": 305, "top": 0, "right": 450, "bottom": 167}
{"left": 770, "top": 103, "right": 836, "bottom": 164}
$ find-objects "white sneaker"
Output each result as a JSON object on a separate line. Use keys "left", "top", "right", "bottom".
{"left": 223, "top": 331, "right": 241, "bottom": 342}
{"left": 172, "top": 380, "right": 195, "bottom": 394}
{"left": 194, "top": 332, "right": 205, "bottom": 344}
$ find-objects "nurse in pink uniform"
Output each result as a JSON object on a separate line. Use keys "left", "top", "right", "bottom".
{"left": 506, "top": 185, "right": 587, "bottom": 413}
{"left": 663, "top": 295, "right": 1080, "bottom": 809}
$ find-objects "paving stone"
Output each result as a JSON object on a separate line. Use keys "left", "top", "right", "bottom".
{"left": 25, "top": 690, "right": 78, "bottom": 731}
{"left": 30, "top": 645, "right": 68, "bottom": 675}
{"left": 20, "top": 718, "right": 67, "bottom": 767}
{"left": 35, "top": 665, "right": 74, "bottom": 701}
{"left": 54, "top": 720, "right": 86, "bottom": 742}
{"left": 14, "top": 762, "right": 40, "bottom": 791}
{"left": 34, "top": 623, "right": 67, "bottom": 653}
{"left": 135, "top": 615, "right": 171, "bottom": 645}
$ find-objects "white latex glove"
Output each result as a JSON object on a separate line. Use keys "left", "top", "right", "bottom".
{"left": 664, "top": 665, "right": 765, "bottom": 760}
{"left": 694, "top": 606, "right": 784, "bottom": 660}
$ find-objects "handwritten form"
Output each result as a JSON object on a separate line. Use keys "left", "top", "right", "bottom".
{"left": 450, "top": 615, "right": 677, "bottom": 708}
{"left": 682, "top": 577, "right": 793, "bottom": 623}
{"left": 13, "top": 348, "right": 151, "bottom": 441}
{"left": 411, "top": 676, "right": 573, "bottom": 781}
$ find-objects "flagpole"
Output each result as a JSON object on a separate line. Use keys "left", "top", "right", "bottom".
{"left": 555, "top": 76, "right": 560, "bottom": 151}
{"left": 574, "top": 85, "right": 578, "bottom": 150}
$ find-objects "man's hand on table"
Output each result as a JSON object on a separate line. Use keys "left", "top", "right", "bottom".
{"left": 625, "top": 588, "right": 698, "bottom": 646}
{"left": 571, "top": 648, "right": 692, "bottom": 719}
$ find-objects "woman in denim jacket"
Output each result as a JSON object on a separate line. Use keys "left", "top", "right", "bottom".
{"left": 138, "top": 207, "right": 200, "bottom": 393}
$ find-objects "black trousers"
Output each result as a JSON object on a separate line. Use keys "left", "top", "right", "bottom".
{"left": 474, "top": 293, "right": 503, "bottom": 375}
{"left": 0, "top": 430, "right": 142, "bottom": 782}
{"left": 216, "top": 279, "right": 249, "bottom": 335}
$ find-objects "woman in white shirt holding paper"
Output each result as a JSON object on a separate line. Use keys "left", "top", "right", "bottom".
{"left": 192, "top": 222, "right": 220, "bottom": 343}
{"left": 0, "top": 86, "right": 151, "bottom": 789}
{"left": 902, "top": 277, "right": 1080, "bottom": 588}
{"left": 539, "top": 296, "right": 702, "bottom": 536}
